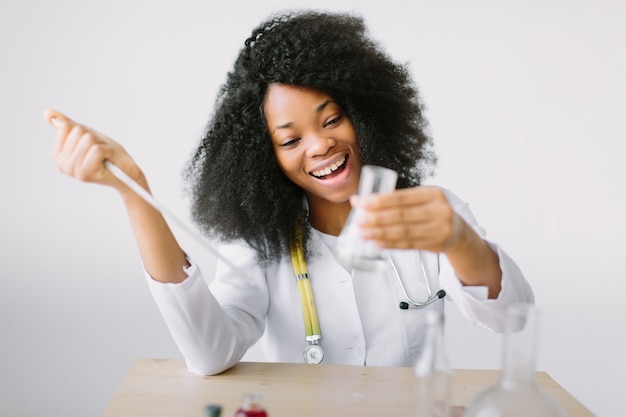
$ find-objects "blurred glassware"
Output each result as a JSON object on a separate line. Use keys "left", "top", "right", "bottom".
{"left": 414, "top": 309, "right": 453, "bottom": 417}
{"left": 463, "top": 303, "right": 565, "bottom": 417}
{"left": 336, "top": 165, "right": 397, "bottom": 271}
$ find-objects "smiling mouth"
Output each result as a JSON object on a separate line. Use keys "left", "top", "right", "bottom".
{"left": 310, "top": 155, "right": 348, "bottom": 179}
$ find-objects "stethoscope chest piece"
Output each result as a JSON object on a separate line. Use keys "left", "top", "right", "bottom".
{"left": 304, "top": 343, "right": 324, "bottom": 364}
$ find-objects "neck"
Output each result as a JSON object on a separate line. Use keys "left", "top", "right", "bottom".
{"left": 306, "top": 197, "right": 352, "bottom": 236}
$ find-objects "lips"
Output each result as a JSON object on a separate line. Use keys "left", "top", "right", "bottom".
{"left": 310, "top": 154, "right": 348, "bottom": 179}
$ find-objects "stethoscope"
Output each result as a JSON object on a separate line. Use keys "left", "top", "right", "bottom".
{"left": 389, "top": 252, "right": 446, "bottom": 310}
{"left": 289, "top": 233, "right": 446, "bottom": 365}
{"left": 290, "top": 230, "right": 324, "bottom": 365}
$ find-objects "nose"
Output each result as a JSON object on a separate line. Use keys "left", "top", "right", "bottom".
{"left": 305, "top": 131, "right": 337, "bottom": 157}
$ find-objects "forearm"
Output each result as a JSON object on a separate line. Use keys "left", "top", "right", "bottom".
{"left": 43, "top": 110, "right": 189, "bottom": 282}
{"left": 146, "top": 252, "right": 268, "bottom": 375}
{"left": 444, "top": 219, "right": 502, "bottom": 299}
{"left": 147, "top": 269, "right": 248, "bottom": 375}
{"left": 119, "top": 178, "right": 189, "bottom": 283}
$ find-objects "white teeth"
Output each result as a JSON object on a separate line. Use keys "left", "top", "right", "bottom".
{"left": 311, "top": 156, "right": 346, "bottom": 178}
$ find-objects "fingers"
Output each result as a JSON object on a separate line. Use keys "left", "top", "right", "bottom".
{"left": 43, "top": 109, "right": 113, "bottom": 183}
{"left": 43, "top": 108, "right": 69, "bottom": 128}
{"left": 359, "top": 187, "right": 451, "bottom": 227}
{"left": 44, "top": 109, "right": 73, "bottom": 156}
{"left": 58, "top": 128, "right": 111, "bottom": 181}
{"left": 67, "top": 130, "right": 111, "bottom": 181}
{"left": 56, "top": 122, "right": 85, "bottom": 163}
{"left": 44, "top": 109, "right": 90, "bottom": 161}
{"left": 357, "top": 186, "right": 458, "bottom": 252}
{"left": 363, "top": 220, "right": 454, "bottom": 250}
{"left": 359, "top": 186, "right": 441, "bottom": 210}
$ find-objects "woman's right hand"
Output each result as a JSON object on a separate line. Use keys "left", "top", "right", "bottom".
{"left": 43, "top": 109, "right": 147, "bottom": 194}
{"left": 44, "top": 108, "right": 190, "bottom": 283}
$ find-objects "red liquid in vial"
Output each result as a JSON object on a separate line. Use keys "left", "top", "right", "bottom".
{"left": 234, "top": 393, "right": 267, "bottom": 417}
{"left": 235, "top": 409, "right": 267, "bottom": 417}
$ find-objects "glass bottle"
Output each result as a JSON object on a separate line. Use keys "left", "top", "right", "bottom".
{"left": 414, "top": 309, "right": 453, "bottom": 417}
{"left": 204, "top": 404, "right": 222, "bottom": 417}
{"left": 234, "top": 393, "right": 268, "bottom": 417}
{"left": 463, "top": 303, "right": 565, "bottom": 417}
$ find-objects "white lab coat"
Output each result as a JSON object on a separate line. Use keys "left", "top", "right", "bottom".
{"left": 146, "top": 189, "right": 534, "bottom": 375}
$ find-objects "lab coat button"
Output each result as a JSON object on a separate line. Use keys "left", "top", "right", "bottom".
{"left": 352, "top": 342, "right": 365, "bottom": 356}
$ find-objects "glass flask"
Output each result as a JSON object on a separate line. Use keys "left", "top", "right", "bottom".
{"left": 463, "top": 303, "right": 565, "bottom": 417}
{"left": 414, "top": 309, "right": 453, "bottom": 417}
{"left": 234, "top": 393, "right": 268, "bottom": 417}
{"left": 336, "top": 165, "right": 398, "bottom": 271}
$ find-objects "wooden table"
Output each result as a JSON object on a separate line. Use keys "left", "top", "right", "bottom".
{"left": 101, "top": 359, "right": 594, "bottom": 417}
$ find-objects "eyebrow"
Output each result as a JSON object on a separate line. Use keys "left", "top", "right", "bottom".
{"left": 271, "top": 100, "right": 333, "bottom": 134}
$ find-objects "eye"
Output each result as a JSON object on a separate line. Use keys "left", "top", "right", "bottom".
{"left": 280, "top": 137, "right": 301, "bottom": 147}
{"left": 324, "top": 113, "right": 343, "bottom": 128}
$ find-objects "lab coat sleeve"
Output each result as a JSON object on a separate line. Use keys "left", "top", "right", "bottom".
{"left": 145, "top": 242, "right": 269, "bottom": 375}
{"left": 439, "top": 189, "right": 535, "bottom": 332}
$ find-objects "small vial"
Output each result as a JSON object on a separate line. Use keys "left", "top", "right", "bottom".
{"left": 204, "top": 404, "right": 222, "bottom": 417}
{"left": 234, "top": 393, "right": 268, "bottom": 417}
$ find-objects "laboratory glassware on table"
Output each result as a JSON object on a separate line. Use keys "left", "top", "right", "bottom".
{"left": 414, "top": 309, "right": 453, "bottom": 417}
{"left": 235, "top": 393, "right": 268, "bottom": 417}
{"left": 462, "top": 303, "right": 565, "bottom": 417}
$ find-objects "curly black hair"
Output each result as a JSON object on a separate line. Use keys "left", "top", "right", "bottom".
{"left": 184, "top": 9, "right": 436, "bottom": 265}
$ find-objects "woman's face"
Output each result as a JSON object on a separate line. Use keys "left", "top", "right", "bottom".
{"left": 264, "top": 83, "right": 362, "bottom": 206}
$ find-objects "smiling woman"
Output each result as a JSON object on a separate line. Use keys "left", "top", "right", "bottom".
{"left": 44, "top": 9, "right": 533, "bottom": 376}
{"left": 184, "top": 11, "right": 437, "bottom": 266}
{"left": 264, "top": 84, "right": 361, "bottom": 235}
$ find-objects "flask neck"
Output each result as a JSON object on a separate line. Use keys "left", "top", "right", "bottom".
{"left": 414, "top": 310, "right": 452, "bottom": 417}
{"left": 241, "top": 393, "right": 262, "bottom": 410}
{"left": 414, "top": 309, "right": 449, "bottom": 377}
{"left": 500, "top": 304, "right": 539, "bottom": 386}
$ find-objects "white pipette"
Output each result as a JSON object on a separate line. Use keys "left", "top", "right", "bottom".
{"left": 103, "top": 160, "right": 256, "bottom": 282}
{"left": 50, "top": 118, "right": 255, "bottom": 283}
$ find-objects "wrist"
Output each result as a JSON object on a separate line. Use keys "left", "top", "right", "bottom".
{"left": 443, "top": 213, "right": 472, "bottom": 256}
{"left": 117, "top": 170, "right": 150, "bottom": 203}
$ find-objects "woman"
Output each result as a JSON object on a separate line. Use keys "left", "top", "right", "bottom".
{"left": 44, "top": 10, "right": 533, "bottom": 375}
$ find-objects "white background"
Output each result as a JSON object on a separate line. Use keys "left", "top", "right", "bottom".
{"left": 1, "top": 0, "right": 624, "bottom": 416}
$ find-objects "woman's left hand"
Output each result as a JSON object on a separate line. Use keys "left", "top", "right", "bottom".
{"left": 356, "top": 186, "right": 468, "bottom": 254}
{"left": 356, "top": 185, "right": 502, "bottom": 298}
